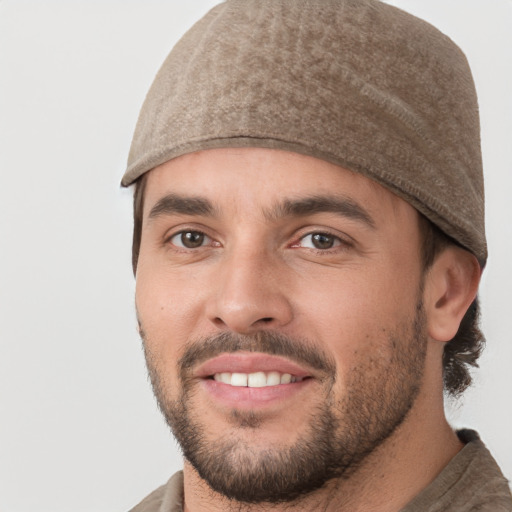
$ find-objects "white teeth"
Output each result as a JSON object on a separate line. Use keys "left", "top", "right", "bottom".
{"left": 220, "top": 372, "right": 231, "bottom": 384}
{"left": 248, "top": 372, "right": 267, "bottom": 388}
{"left": 231, "top": 373, "right": 248, "bottom": 387}
{"left": 266, "top": 371, "right": 281, "bottom": 386}
{"left": 212, "top": 371, "right": 302, "bottom": 387}
{"left": 213, "top": 372, "right": 232, "bottom": 384}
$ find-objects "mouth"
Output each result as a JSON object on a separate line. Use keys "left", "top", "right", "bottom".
{"left": 193, "top": 352, "right": 315, "bottom": 409}
{"left": 211, "top": 371, "right": 307, "bottom": 387}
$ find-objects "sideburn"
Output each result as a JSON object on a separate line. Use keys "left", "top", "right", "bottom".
{"left": 132, "top": 173, "right": 148, "bottom": 275}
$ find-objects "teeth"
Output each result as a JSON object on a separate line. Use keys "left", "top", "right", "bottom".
{"left": 213, "top": 371, "right": 304, "bottom": 387}
{"left": 248, "top": 372, "right": 267, "bottom": 388}
{"left": 266, "top": 371, "right": 281, "bottom": 386}
{"left": 280, "top": 373, "right": 292, "bottom": 384}
{"left": 231, "top": 373, "right": 248, "bottom": 387}
{"left": 219, "top": 372, "right": 231, "bottom": 384}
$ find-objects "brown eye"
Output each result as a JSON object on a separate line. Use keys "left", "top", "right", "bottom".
{"left": 312, "top": 233, "right": 335, "bottom": 249}
{"left": 171, "top": 230, "right": 208, "bottom": 249}
{"left": 299, "top": 233, "right": 341, "bottom": 250}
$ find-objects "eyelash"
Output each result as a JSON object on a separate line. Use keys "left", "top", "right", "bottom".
{"left": 167, "top": 230, "right": 217, "bottom": 250}
{"left": 293, "top": 233, "right": 340, "bottom": 249}
{"left": 290, "top": 231, "right": 352, "bottom": 253}
{"left": 166, "top": 228, "right": 350, "bottom": 254}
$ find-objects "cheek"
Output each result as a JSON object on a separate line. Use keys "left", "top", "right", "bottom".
{"left": 135, "top": 263, "right": 207, "bottom": 374}
{"left": 294, "top": 261, "right": 421, "bottom": 364}
{"left": 135, "top": 274, "right": 192, "bottom": 396}
{"left": 136, "top": 249, "right": 207, "bottom": 321}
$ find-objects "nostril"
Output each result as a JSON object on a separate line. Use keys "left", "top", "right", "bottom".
{"left": 210, "top": 312, "right": 281, "bottom": 332}
{"left": 213, "top": 317, "right": 226, "bottom": 327}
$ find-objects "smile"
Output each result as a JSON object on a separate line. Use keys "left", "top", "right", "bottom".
{"left": 212, "top": 371, "right": 305, "bottom": 387}
{"left": 194, "top": 352, "right": 316, "bottom": 408}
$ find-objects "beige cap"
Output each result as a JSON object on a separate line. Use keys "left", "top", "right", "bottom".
{"left": 123, "top": 0, "right": 486, "bottom": 265}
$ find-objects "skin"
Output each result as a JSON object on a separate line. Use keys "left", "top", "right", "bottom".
{"left": 135, "top": 147, "right": 480, "bottom": 512}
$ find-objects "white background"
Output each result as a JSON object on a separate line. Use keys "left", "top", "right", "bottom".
{"left": 0, "top": 1, "right": 511, "bottom": 511}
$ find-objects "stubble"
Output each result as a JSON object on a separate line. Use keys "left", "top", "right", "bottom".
{"left": 141, "top": 301, "right": 427, "bottom": 504}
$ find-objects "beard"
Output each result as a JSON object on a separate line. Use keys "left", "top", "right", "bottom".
{"left": 141, "top": 300, "right": 427, "bottom": 504}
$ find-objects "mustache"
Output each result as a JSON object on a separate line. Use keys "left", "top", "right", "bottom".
{"left": 177, "top": 331, "right": 336, "bottom": 376}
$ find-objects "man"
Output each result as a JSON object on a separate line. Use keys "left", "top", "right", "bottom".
{"left": 123, "top": 0, "right": 511, "bottom": 510}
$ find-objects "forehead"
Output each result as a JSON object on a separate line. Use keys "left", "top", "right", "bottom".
{"left": 142, "top": 147, "right": 416, "bottom": 223}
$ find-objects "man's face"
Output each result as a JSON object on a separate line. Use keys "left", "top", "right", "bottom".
{"left": 136, "top": 148, "right": 429, "bottom": 503}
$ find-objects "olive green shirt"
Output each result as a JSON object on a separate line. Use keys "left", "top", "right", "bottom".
{"left": 129, "top": 430, "right": 511, "bottom": 511}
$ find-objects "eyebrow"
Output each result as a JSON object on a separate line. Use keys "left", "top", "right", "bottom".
{"left": 266, "top": 195, "right": 376, "bottom": 228}
{"left": 147, "top": 192, "right": 375, "bottom": 229}
{"left": 148, "top": 194, "right": 216, "bottom": 220}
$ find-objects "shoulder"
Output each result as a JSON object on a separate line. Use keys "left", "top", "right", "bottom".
{"left": 456, "top": 429, "right": 511, "bottom": 505}
{"left": 128, "top": 484, "right": 167, "bottom": 512}
{"left": 128, "top": 472, "right": 184, "bottom": 512}
{"left": 402, "top": 430, "right": 512, "bottom": 512}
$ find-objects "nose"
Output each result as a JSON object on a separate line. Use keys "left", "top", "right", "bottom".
{"left": 206, "top": 247, "right": 294, "bottom": 334}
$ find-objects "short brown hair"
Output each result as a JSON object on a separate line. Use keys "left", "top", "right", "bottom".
{"left": 131, "top": 176, "right": 484, "bottom": 397}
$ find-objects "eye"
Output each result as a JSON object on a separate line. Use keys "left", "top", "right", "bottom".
{"left": 170, "top": 230, "right": 212, "bottom": 249}
{"left": 298, "top": 232, "right": 342, "bottom": 250}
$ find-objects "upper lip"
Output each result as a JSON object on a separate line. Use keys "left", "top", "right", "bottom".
{"left": 194, "top": 352, "right": 314, "bottom": 379}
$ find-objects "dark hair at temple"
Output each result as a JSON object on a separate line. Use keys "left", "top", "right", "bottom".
{"left": 132, "top": 173, "right": 148, "bottom": 274}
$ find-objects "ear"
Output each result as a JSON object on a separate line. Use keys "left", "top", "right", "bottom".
{"left": 423, "top": 247, "right": 481, "bottom": 342}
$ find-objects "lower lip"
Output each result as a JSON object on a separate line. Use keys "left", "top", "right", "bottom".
{"left": 200, "top": 378, "right": 313, "bottom": 409}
